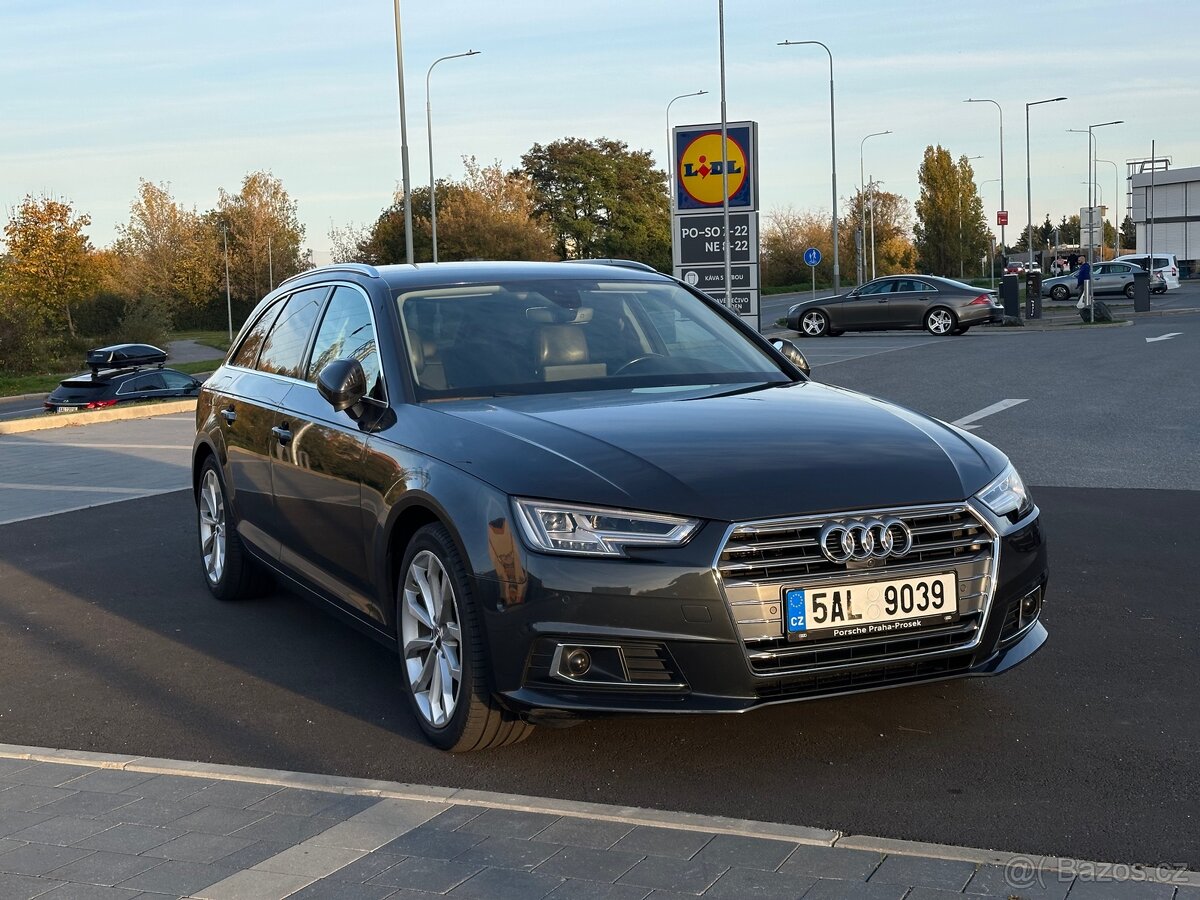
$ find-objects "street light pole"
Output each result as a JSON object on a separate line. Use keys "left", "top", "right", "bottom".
{"left": 964, "top": 99, "right": 1006, "bottom": 251}
{"left": 666, "top": 90, "right": 708, "bottom": 212}
{"left": 222, "top": 222, "right": 233, "bottom": 341}
{"left": 858, "top": 130, "right": 891, "bottom": 285}
{"left": 780, "top": 40, "right": 840, "bottom": 291}
{"left": 1025, "top": 96, "right": 1067, "bottom": 266}
{"left": 392, "top": 0, "right": 414, "bottom": 265}
{"left": 1087, "top": 120, "right": 1122, "bottom": 258}
{"left": 1097, "top": 158, "right": 1119, "bottom": 256}
{"left": 717, "top": 0, "right": 732, "bottom": 312}
{"left": 426, "top": 49, "right": 481, "bottom": 263}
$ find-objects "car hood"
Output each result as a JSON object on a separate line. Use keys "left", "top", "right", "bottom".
{"left": 414, "top": 382, "right": 1006, "bottom": 522}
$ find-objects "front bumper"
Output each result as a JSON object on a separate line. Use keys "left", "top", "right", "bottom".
{"left": 475, "top": 507, "right": 1048, "bottom": 718}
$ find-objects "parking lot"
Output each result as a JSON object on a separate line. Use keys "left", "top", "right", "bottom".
{"left": 0, "top": 311, "right": 1196, "bottom": 869}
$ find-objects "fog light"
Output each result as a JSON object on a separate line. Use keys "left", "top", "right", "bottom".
{"left": 565, "top": 649, "right": 592, "bottom": 677}
{"left": 1019, "top": 588, "right": 1043, "bottom": 628}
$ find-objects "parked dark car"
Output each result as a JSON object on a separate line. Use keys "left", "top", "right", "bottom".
{"left": 193, "top": 261, "right": 1047, "bottom": 751}
{"left": 45, "top": 344, "right": 202, "bottom": 413}
{"left": 786, "top": 276, "right": 1002, "bottom": 337}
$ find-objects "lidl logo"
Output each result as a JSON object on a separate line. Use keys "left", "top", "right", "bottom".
{"left": 678, "top": 132, "right": 747, "bottom": 206}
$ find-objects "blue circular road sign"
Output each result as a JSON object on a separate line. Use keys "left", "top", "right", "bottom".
{"left": 803, "top": 247, "right": 822, "bottom": 267}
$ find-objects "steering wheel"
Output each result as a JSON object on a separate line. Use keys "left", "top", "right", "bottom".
{"left": 614, "top": 354, "right": 667, "bottom": 376}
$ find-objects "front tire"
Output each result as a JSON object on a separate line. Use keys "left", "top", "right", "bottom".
{"left": 1050, "top": 284, "right": 1070, "bottom": 302}
{"left": 196, "top": 458, "right": 267, "bottom": 601}
{"left": 924, "top": 307, "right": 956, "bottom": 336}
{"left": 800, "top": 310, "right": 830, "bottom": 337}
{"left": 397, "top": 523, "right": 533, "bottom": 752}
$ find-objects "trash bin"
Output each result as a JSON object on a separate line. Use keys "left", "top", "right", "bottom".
{"left": 1000, "top": 274, "right": 1020, "bottom": 317}
{"left": 1132, "top": 269, "right": 1151, "bottom": 312}
{"left": 1025, "top": 271, "right": 1042, "bottom": 319}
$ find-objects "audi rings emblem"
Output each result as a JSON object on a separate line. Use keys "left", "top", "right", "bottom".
{"left": 819, "top": 517, "right": 914, "bottom": 563}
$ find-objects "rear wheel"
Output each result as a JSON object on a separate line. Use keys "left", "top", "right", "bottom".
{"left": 924, "top": 307, "right": 956, "bottom": 336}
{"left": 397, "top": 523, "right": 534, "bottom": 752}
{"left": 196, "top": 458, "right": 267, "bottom": 601}
{"left": 1050, "top": 284, "right": 1070, "bottom": 302}
{"left": 800, "top": 310, "right": 830, "bottom": 337}
{"left": 1124, "top": 283, "right": 1135, "bottom": 299}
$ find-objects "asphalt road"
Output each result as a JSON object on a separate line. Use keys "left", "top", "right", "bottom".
{"left": 0, "top": 313, "right": 1196, "bottom": 868}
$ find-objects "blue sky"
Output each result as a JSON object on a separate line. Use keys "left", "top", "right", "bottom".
{"left": 2, "top": 0, "right": 1195, "bottom": 259}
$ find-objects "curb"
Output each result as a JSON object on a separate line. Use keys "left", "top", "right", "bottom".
{"left": 0, "top": 399, "right": 196, "bottom": 435}
{"left": 0, "top": 743, "right": 1193, "bottom": 887}
{"left": 0, "top": 391, "right": 49, "bottom": 403}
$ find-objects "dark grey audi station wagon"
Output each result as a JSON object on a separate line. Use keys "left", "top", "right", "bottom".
{"left": 192, "top": 261, "right": 1047, "bottom": 751}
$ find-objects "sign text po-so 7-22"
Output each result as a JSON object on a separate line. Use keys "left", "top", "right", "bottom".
{"left": 671, "top": 121, "right": 760, "bottom": 329}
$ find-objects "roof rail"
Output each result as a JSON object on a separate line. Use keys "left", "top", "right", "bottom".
{"left": 278, "top": 263, "right": 381, "bottom": 289}
{"left": 559, "top": 258, "right": 660, "bottom": 273}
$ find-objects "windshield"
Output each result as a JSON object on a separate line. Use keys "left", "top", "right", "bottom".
{"left": 395, "top": 278, "right": 788, "bottom": 399}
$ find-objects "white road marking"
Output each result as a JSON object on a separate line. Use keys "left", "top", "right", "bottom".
{"left": 0, "top": 482, "right": 159, "bottom": 494}
{"left": 952, "top": 399, "right": 1028, "bottom": 430}
{"left": 1145, "top": 332, "right": 1182, "bottom": 343}
{"left": 0, "top": 442, "right": 187, "bottom": 450}
{"left": 0, "top": 487, "right": 183, "bottom": 526}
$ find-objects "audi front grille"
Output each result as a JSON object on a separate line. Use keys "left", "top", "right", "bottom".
{"left": 715, "top": 503, "right": 998, "bottom": 676}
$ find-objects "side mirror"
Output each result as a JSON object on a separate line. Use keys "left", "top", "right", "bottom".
{"left": 770, "top": 338, "right": 811, "bottom": 376}
{"left": 317, "top": 358, "right": 367, "bottom": 412}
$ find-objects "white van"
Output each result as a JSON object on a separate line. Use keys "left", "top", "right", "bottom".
{"left": 1113, "top": 253, "right": 1180, "bottom": 290}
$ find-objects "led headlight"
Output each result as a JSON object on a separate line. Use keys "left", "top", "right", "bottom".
{"left": 513, "top": 499, "right": 699, "bottom": 557}
{"left": 975, "top": 462, "right": 1032, "bottom": 518}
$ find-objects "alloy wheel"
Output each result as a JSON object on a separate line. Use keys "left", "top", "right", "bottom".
{"left": 802, "top": 311, "right": 827, "bottom": 336}
{"left": 198, "top": 469, "right": 226, "bottom": 585}
{"left": 401, "top": 550, "right": 463, "bottom": 728}
{"left": 927, "top": 309, "right": 953, "bottom": 335}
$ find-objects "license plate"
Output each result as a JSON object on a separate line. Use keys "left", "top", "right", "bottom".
{"left": 784, "top": 572, "right": 958, "bottom": 641}
{"left": 55, "top": 406, "right": 80, "bottom": 413}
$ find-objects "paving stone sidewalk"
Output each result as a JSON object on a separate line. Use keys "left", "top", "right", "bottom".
{"left": 0, "top": 755, "right": 1194, "bottom": 900}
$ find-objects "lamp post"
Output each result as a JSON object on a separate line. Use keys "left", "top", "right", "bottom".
{"left": 222, "top": 222, "right": 233, "bottom": 341}
{"left": 779, "top": 40, "right": 840, "bottom": 291}
{"left": 717, "top": 0, "right": 732, "bottom": 310}
{"left": 958, "top": 155, "right": 982, "bottom": 279}
{"left": 981, "top": 178, "right": 999, "bottom": 282}
{"left": 964, "top": 99, "right": 1006, "bottom": 251}
{"left": 392, "top": 0, "right": 414, "bottom": 265}
{"left": 1096, "top": 158, "right": 1120, "bottom": 257}
{"left": 666, "top": 90, "right": 708, "bottom": 211}
{"left": 426, "top": 49, "right": 480, "bottom": 263}
{"left": 1025, "top": 96, "right": 1067, "bottom": 266}
{"left": 867, "top": 178, "right": 884, "bottom": 280}
{"left": 859, "top": 130, "right": 891, "bottom": 284}
{"left": 1087, "top": 121, "right": 1122, "bottom": 258}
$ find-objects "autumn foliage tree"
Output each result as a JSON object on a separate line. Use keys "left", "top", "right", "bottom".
{"left": 914, "top": 147, "right": 990, "bottom": 277}
{"left": 1, "top": 194, "right": 98, "bottom": 339}
{"left": 211, "top": 171, "right": 309, "bottom": 305}
{"left": 113, "top": 180, "right": 219, "bottom": 324}
{"left": 841, "top": 187, "right": 918, "bottom": 280}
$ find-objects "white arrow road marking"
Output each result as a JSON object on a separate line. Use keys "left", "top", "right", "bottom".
{"left": 951, "top": 399, "right": 1029, "bottom": 431}
{"left": 1145, "top": 332, "right": 1182, "bottom": 343}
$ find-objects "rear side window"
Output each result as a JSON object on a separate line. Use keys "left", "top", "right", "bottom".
{"left": 306, "top": 286, "right": 384, "bottom": 398}
{"left": 230, "top": 297, "right": 285, "bottom": 369}
{"left": 257, "top": 287, "right": 328, "bottom": 379}
{"left": 117, "top": 373, "right": 167, "bottom": 394}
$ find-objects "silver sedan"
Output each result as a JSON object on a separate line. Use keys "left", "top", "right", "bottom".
{"left": 1040, "top": 262, "right": 1165, "bottom": 301}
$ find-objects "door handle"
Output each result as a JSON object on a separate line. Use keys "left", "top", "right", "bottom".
{"left": 220, "top": 406, "right": 237, "bottom": 424}
{"left": 271, "top": 424, "right": 293, "bottom": 446}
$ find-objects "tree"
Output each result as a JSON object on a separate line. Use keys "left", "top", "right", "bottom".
{"left": 435, "top": 158, "right": 555, "bottom": 261}
{"left": 841, "top": 187, "right": 918, "bottom": 280}
{"left": 520, "top": 137, "right": 670, "bottom": 270}
{"left": 211, "top": 171, "right": 309, "bottom": 305}
{"left": 914, "top": 148, "right": 990, "bottom": 277}
{"left": 1121, "top": 214, "right": 1136, "bottom": 253}
{"left": 1, "top": 194, "right": 98, "bottom": 337}
{"left": 112, "top": 180, "right": 219, "bottom": 323}
{"left": 761, "top": 207, "right": 835, "bottom": 287}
